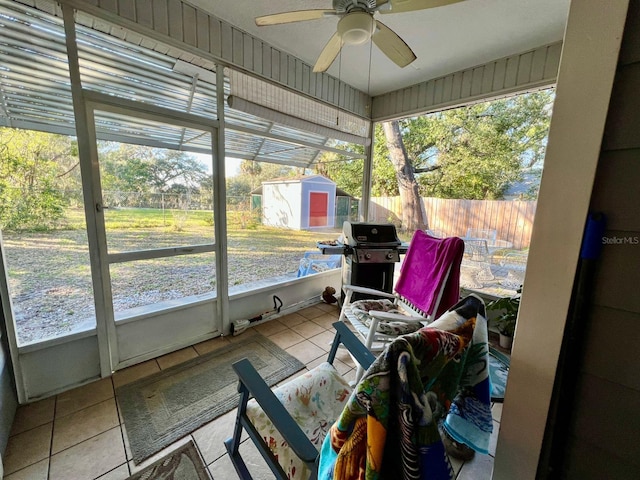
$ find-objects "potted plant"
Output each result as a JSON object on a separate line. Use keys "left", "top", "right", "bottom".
{"left": 487, "top": 288, "right": 521, "bottom": 350}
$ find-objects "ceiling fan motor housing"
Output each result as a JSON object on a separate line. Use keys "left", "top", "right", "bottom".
{"left": 337, "top": 12, "right": 376, "bottom": 45}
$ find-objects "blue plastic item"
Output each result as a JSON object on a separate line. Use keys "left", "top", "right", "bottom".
{"left": 296, "top": 251, "right": 342, "bottom": 277}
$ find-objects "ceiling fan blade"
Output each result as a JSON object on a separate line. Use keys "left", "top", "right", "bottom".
{"left": 313, "top": 32, "right": 343, "bottom": 73}
{"left": 379, "top": 0, "right": 465, "bottom": 14}
{"left": 372, "top": 21, "right": 416, "bottom": 68}
{"left": 255, "top": 9, "right": 334, "bottom": 26}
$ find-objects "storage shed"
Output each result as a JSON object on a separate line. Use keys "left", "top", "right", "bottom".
{"left": 261, "top": 175, "right": 337, "bottom": 230}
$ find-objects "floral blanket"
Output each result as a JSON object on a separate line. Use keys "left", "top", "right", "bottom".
{"left": 318, "top": 295, "right": 493, "bottom": 480}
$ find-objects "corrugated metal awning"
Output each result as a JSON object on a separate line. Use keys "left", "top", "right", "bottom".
{"left": 0, "top": 0, "right": 365, "bottom": 168}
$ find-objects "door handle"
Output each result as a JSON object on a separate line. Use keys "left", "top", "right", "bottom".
{"left": 96, "top": 203, "right": 110, "bottom": 212}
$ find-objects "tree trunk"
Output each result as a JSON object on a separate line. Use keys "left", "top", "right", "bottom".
{"left": 381, "top": 121, "right": 427, "bottom": 232}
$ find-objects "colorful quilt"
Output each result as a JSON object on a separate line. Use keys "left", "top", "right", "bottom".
{"left": 318, "top": 295, "right": 493, "bottom": 480}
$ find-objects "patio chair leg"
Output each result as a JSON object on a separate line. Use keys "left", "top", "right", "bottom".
{"left": 225, "top": 386, "right": 254, "bottom": 480}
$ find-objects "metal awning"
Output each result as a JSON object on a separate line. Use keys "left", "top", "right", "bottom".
{"left": 0, "top": 0, "right": 365, "bottom": 168}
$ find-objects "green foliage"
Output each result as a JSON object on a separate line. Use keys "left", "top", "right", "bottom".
{"left": 314, "top": 149, "right": 365, "bottom": 198}
{"left": 0, "top": 128, "right": 71, "bottom": 230}
{"left": 487, "top": 289, "right": 521, "bottom": 337}
{"left": 408, "top": 90, "right": 554, "bottom": 200}
{"left": 97, "top": 142, "right": 209, "bottom": 194}
{"left": 313, "top": 90, "right": 553, "bottom": 201}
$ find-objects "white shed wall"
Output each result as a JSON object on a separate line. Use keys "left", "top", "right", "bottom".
{"left": 263, "top": 183, "right": 303, "bottom": 229}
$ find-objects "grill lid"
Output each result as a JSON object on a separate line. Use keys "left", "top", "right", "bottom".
{"left": 342, "top": 222, "right": 401, "bottom": 247}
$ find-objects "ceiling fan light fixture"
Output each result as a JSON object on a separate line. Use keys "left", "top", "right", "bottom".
{"left": 337, "top": 12, "right": 375, "bottom": 45}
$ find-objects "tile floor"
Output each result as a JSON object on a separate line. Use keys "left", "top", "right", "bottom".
{"left": 3, "top": 302, "right": 502, "bottom": 479}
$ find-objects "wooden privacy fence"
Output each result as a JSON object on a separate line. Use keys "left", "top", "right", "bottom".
{"left": 366, "top": 197, "right": 537, "bottom": 250}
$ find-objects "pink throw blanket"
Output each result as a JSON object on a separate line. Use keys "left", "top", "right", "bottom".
{"left": 394, "top": 230, "right": 464, "bottom": 317}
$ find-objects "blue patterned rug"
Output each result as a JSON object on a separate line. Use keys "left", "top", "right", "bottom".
{"left": 489, "top": 347, "right": 510, "bottom": 402}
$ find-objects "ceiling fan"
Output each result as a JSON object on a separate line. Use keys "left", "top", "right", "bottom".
{"left": 255, "top": 0, "right": 465, "bottom": 73}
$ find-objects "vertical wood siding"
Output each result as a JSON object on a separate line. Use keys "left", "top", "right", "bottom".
{"left": 560, "top": 0, "right": 640, "bottom": 477}
{"left": 365, "top": 197, "right": 536, "bottom": 250}
{"left": 371, "top": 42, "right": 562, "bottom": 121}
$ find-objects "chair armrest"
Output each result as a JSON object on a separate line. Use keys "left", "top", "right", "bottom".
{"left": 232, "top": 359, "right": 318, "bottom": 463}
{"left": 342, "top": 284, "right": 396, "bottom": 299}
{"left": 330, "top": 322, "right": 376, "bottom": 370}
{"left": 367, "top": 311, "right": 426, "bottom": 323}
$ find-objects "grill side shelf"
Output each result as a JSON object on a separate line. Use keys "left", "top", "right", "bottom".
{"left": 317, "top": 244, "right": 351, "bottom": 255}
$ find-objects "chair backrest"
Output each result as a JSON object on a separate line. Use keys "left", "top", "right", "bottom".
{"left": 394, "top": 230, "right": 464, "bottom": 318}
{"left": 466, "top": 228, "right": 498, "bottom": 245}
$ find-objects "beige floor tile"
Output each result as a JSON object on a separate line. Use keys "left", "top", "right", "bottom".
{"left": 266, "top": 329, "right": 304, "bottom": 349}
{"left": 291, "top": 320, "right": 325, "bottom": 339}
{"left": 286, "top": 340, "right": 326, "bottom": 365}
{"left": 253, "top": 319, "right": 288, "bottom": 337}
{"left": 277, "top": 312, "right": 306, "bottom": 327}
{"left": 489, "top": 420, "right": 500, "bottom": 456}
{"left": 333, "top": 347, "right": 356, "bottom": 368}
{"left": 3, "top": 423, "right": 52, "bottom": 475}
{"left": 208, "top": 453, "right": 240, "bottom": 479}
{"left": 315, "top": 302, "right": 340, "bottom": 313}
{"left": 49, "top": 427, "right": 126, "bottom": 480}
{"left": 95, "top": 463, "right": 130, "bottom": 480}
{"left": 308, "top": 329, "right": 336, "bottom": 352}
{"left": 311, "top": 312, "right": 341, "bottom": 329}
{"left": 193, "top": 409, "right": 241, "bottom": 465}
{"left": 156, "top": 346, "right": 199, "bottom": 370}
{"left": 331, "top": 358, "right": 353, "bottom": 377}
{"left": 226, "top": 330, "right": 259, "bottom": 344}
{"left": 52, "top": 398, "right": 120, "bottom": 454}
{"left": 491, "top": 402, "right": 503, "bottom": 422}
{"left": 305, "top": 356, "right": 326, "bottom": 370}
{"left": 3, "top": 458, "right": 48, "bottom": 480}
{"left": 112, "top": 360, "right": 160, "bottom": 389}
{"left": 209, "top": 439, "right": 272, "bottom": 479}
{"left": 450, "top": 455, "right": 465, "bottom": 476}
{"left": 342, "top": 368, "right": 358, "bottom": 386}
{"left": 10, "top": 396, "right": 55, "bottom": 436}
{"left": 297, "top": 305, "right": 326, "bottom": 320}
{"left": 456, "top": 451, "right": 494, "bottom": 480}
{"left": 194, "top": 336, "right": 231, "bottom": 355}
{"left": 56, "top": 377, "right": 114, "bottom": 418}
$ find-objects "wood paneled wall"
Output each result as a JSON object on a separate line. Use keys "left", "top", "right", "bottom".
{"left": 560, "top": 0, "right": 640, "bottom": 477}
{"left": 371, "top": 42, "right": 561, "bottom": 121}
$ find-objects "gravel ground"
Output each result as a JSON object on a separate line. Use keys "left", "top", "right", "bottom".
{"left": 3, "top": 228, "right": 339, "bottom": 345}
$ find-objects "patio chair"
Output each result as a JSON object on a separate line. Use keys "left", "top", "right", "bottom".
{"left": 338, "top": 230, "right": 464, "bottom": 378}
{"left": 224, "top": 321, "right": 376, "bottom": 480}
{"left": 499, "top": 250, "right": 529, "bottom": 289}
{"left": 319, "top": 294, "right": 494, "bottom": 479}
{"left": 465, "top": 228, "right": 498, "bottom": 246}
{"left": 460, "top": 238, "right": 494, "bottom": 288}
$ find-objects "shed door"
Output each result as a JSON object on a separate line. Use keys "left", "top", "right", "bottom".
{"left": 309, "top": 192, "right": 329, "bottom": 227}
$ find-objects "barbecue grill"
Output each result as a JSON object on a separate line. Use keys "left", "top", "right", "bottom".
{"left": 318, "top": 222, "right": 407, "bottom": 300}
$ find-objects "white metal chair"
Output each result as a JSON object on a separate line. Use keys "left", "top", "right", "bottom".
{"left": 224, "top": 322, "right": 375, "bottom": 480}
{"left": 338, "top": 230, "right": 464, "bottom": 378}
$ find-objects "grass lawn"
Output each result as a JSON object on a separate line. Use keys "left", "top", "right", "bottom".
{"left": 3, "top": 207, "right": 341, "bottom": 344}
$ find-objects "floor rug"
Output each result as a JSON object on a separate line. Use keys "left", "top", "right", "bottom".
{"left": 126, "top": 440, "right": 211, "bottom": 480}
{"left": 117, "top": 333, "right": 305, "bottom": 464}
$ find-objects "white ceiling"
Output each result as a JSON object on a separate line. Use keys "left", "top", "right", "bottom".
{"left": 187, "top": 0, "right": 570, "bottom": 96}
